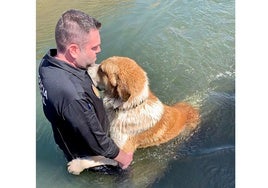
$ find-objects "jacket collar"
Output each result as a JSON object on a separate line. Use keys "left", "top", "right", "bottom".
{"left": 45, "top": 49, "right": 87, "bottom": 80}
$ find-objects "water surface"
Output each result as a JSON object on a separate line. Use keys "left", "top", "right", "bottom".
{"left": 36, "top": 0, "right": 235, "bottom": 187}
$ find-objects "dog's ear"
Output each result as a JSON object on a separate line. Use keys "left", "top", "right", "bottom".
{"left": 107, "top": 70, "right": 130, "bottom": 102}
{"left": 117, "top": 81, "right": 131, "bottom": 102}
{"left": 99, "top": 64, "right": 117, "bottom": 87}
{"left": 106, "top": 71, "right": 130, "bottom": 102}
{"left": 109, "top": 73, "right": 117, "bottom": 87}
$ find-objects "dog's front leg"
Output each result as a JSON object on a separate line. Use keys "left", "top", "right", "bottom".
{"left": 67, "top": 156, "right": 118, "bottom": 175}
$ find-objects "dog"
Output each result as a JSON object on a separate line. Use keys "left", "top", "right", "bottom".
{"left": 67, "top": 56, "right": 200, "bottom": 175}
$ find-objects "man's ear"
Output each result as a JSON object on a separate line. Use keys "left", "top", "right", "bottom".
{"left": 67, "top": 44, "right": 80, "bottom": 59}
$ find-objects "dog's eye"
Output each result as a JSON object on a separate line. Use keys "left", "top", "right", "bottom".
{"left": 98, "top": 67, "right": 103, "bottom": 73}
{"left": 98, "top": 67, "right": 106, "bottom": 76}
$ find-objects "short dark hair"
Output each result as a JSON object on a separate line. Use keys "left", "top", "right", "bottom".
{"left": 55, "top": 9, "right": 101, "bottom": 53}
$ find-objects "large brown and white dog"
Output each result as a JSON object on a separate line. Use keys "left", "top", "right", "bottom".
{"left": 67, "top": 56, "right": 200, "bottom": 175}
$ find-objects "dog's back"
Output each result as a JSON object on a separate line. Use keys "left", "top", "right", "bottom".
{"left": 89, "top": 56, "right": 200, "bottom": 152}
{"left": 123, "top": 101, "right": 199, "bottom": 151}
{"left": 173, "top": 102, "right": 200, "bottom": 129}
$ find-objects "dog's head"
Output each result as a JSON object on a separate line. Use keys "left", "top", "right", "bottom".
{"left": 92, "top": 56, "right": 149, "bottom": 108}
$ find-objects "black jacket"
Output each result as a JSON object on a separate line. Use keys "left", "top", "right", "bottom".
{"left": 38, "top": 49, "right": 119, "bottom": 161}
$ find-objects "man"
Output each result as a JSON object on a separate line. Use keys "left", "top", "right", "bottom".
{"left": 38, "top": 9, "right": 133, "bottom": 171}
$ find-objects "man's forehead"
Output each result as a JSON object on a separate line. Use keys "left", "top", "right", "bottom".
{"left": 86, "top": 29, "right": 101, "bottom": 45}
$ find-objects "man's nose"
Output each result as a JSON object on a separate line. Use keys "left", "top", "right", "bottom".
{"left": 97, "top": 46, "right": 101, "bottom": 53}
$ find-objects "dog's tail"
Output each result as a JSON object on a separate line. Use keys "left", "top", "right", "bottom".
{"left": 173, "top": 102, "right": 200, "bottom": 130}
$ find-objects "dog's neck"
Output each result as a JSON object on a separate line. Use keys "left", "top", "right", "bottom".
{"left": 103, "top": 96, "right": 146, "bottom": 112}
{"left": 104, "top": 81, "right": 149, "bottom": 112}
{"left": 115, "top": 99, "right": 146, "bottom": 112}
{"left": 120, "top": 80, "right": 149, "bottom": 111}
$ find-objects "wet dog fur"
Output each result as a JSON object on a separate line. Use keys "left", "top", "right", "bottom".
{"left": 67, "top": 56, "right": 200, "bottom": 175}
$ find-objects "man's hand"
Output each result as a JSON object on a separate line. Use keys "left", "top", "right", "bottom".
{"left": 114, "top": 149, "right": 133, "bottom": 169}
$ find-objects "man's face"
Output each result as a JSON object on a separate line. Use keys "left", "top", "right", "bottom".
{"left": 77, "top": 29, "right": 101, "bottom": 68}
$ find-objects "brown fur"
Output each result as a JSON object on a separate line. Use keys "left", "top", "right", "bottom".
{"left": 96, "top": 56, "right": 200, "bottom": 153}
{"left": 67, "top": 56, "right": 200, "bottom": 175}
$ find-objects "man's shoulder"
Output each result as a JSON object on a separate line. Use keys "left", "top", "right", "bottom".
{"left": 40, "top": 67, "right": 81, "bottom": 98}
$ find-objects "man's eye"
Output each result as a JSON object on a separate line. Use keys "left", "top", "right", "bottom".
{"left": 91, "top": 46, "right": 98, "bottom": 51}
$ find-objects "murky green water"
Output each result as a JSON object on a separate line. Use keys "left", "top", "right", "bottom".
{"left": 36, "top": 0, "right": 235, "bottom": 187}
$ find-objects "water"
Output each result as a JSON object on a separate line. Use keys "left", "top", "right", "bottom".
{"left": 36, "top": 0, "right": 235, "bottom": 187}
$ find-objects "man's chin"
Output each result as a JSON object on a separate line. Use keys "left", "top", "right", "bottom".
{"left": 86, "top": 60, "right": 97, "bottom": 68}
{"left": 88, "top": 62, "right": 97, "bottom": 68}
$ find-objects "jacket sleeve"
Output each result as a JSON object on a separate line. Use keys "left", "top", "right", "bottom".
{"left": 62, "top": 99, "right": 119, "bottom": 159}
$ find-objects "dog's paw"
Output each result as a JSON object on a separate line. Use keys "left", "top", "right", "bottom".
{"left": 67, "top": 158, "right": 85, "bottom": 175}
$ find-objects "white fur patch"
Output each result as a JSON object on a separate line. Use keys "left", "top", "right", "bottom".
{"left": 108, "top": 99, "right": 164, "bottom": 148}
{"left": 67, "top": 156, "right": 118, "bottom": 175}
{"left": 87, "top": 64, "right": 100, "bottom": 86}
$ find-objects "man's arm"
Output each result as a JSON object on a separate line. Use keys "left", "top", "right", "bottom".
{"left": 63, "top": 99, "right": 133, "bottom": 168}
{"left": 63, "top": 99, "right": 120, "bottom": 158}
